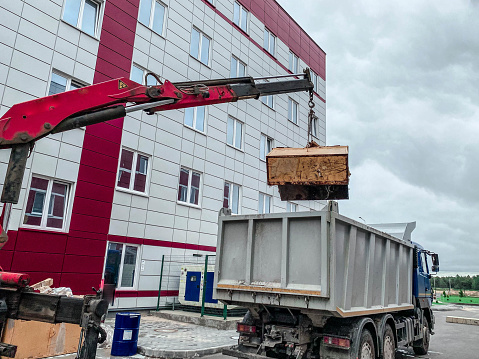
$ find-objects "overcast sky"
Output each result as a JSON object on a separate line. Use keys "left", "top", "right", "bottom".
{"left": 277, "top": 0, "right": 479, "bottom": 273}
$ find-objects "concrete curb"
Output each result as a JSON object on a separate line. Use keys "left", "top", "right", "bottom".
{"left": 446, "top": 316, "right": 479, "bottom": 326}
{"left": 138, "top": 344, "right": 231, "bottom": 358}
{"left": 150, "top": 311, "right": 240, "bottom": 330}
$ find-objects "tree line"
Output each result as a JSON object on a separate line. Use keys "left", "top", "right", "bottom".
{"left": 433, "top": 275, "right": 479, "bottom": 291}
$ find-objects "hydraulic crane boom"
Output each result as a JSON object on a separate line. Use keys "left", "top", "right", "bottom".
{"left": 0, "top": 71, "right": 313, "bottom": 206}
{"left": 0, "top": 73, "right": 312, "bottom": 148}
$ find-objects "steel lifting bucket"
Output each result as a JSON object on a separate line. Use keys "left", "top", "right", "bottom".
{"left": 111, "top": 312, "right": 141, "bottom": 356}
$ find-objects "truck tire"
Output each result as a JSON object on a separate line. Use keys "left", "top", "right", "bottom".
{"left": 413, "top": 319, "right": 430, "bottom": 355}
{"left": 382, "top": 324, "right": 395, "bottom": 359}
{"left": 359, "top": 329, "right": 375, "bottom": 359}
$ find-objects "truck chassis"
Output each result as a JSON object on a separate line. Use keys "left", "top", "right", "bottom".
{"left": 225, "top": 303, "right": 433, "bottom": 359}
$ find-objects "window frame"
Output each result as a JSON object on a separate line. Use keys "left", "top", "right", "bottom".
{"left": 263, "top": 28, "right": 276, "bottom": 56}
{"left": 62, "top": 0, "right": 103, "bottom": 38}
{"left": 260, "top": 133, "right": 273, "bottom": 161}
{"left": 286, "top": 202, "right": 297, "bottom": 212}
{"left": 190, "top": 27, "right": 211, "bottom": 66}
{"left": 226, "top": 116, "right": 244, "bottom": 151}
{"left": 289, "top": 51, "right": 299, "bottom": 73}
{"left": 230, "top": 55, "right": 247, "bottom": 78}
{"left": 116, "top": 147, "right": 152, "bottom": 196}
{"left": 177, "top": 167, "right": 203, "bottom": 208}
{"left": 288, "top": 98, "right": 298, "bottom": 124}
{"left": 102, "top": 242, "right": 142, "bottom": 290}
{"left": 22, "top": 175, "right": 73, "bottom": 232}
{"left": 184, "top": 106, "right": 207, "bottom": 133}
{"left": 233, "top": 1, "right": 249, "bottom": 33}
{"left": 261, "top": 94, "right": 274, "bottom": 109}
{"left": 130, "top": 63, "right": 158, "bottom": 86}
{"left": 310, "top": 115, "right": 319, "bottom": 138}
{"left": 223, "top": 181, "right": 241, "bottom": 215}
{"left": 138, "top": 0, "right": 167, "bottom": 36}
{"left": 311, "top": 70, "right": 319, "bottom": 93}
{"left": 258, "top": 193, "right": 272, "bottom": 214}
{"left": 47, "top": 71, "right": 85, "bottom": 96}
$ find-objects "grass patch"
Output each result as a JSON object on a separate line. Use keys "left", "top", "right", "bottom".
{"left": 441, "top": 295, "right": 479, "bottom": 304}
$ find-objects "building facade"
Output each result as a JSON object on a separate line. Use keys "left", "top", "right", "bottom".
{"left": 0, "top": 0, "right": 326, "bottom": 309}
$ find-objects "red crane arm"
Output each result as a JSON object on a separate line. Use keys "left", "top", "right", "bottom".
{"left": 0, "top": 71, "right": 313, "bottom": 206}
{"left": 0, "top": 74, "right": 312, "bottom": 148}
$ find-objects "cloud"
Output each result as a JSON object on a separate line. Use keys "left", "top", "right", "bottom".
{"left": 277, "top": 0, "right": 479, "bottom": 271}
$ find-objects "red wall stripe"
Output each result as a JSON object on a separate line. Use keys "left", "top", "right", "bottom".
{"left": 77, "top": 166, "right": 116, "bottom": 190}
{"left": 14, "top": 229, "right": 68, "bottom": 254}
{"left": 12, "top": 252, "right": 64, "bottom": 273}
{"left": 60, "top": 0, "right": 141, "bottom": 293}
{"left": 115, "top": 290, "right": 179, "bottom": 298}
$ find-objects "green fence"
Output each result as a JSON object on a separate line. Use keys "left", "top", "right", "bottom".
{"left": 155, "top": 254, "right": 229, "bottom": 319}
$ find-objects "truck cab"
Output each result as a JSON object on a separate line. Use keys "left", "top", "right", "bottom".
{"left": 413, "top": 244, "right": 440, "bottom": 308}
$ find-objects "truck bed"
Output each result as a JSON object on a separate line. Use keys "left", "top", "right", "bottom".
{"left": 213, "top": 208, "right": 414, "bottom": 318}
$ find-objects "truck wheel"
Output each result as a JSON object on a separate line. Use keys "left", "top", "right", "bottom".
{"left": 382, "top": 324, "right": 395, "bottom": 359}
{"left": 413, "top": 319, "right": 430, "bottom": 355}
{"left": 359, "top": 329, "right": 375, "bottom": 359}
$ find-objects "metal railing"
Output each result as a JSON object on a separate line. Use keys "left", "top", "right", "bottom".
{"left": 155, "top": 254, "right": 229, "bottom": 319}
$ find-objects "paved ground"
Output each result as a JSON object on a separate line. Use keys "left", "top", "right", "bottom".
{"left": 48, "top": 305, "right": 479, "bottom": 359}
{"left": 49, "top": 311, "right": 240, "bottom": 359}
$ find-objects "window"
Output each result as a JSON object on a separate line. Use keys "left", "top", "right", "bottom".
{"left": 178, "top": 168, "right": 201, "bottom": 206}
{"left": 223, "top": 182, "right": 241, "bottom": 214}
{"left": 311, "top": 71, "right": 318, "bottom": 93}
{"left": 261, "top": 95, "right": 274, "bottom": 108}
{"left": 288, "top": 98, "right": 298, "bottom": 124}
{"left": 190, "top": 28, "right": 211, "bottom": 66}
{"left": 184, "top": 107, "right": 206, "bottom": 132}
{"left": 263, "top": 28, "right": 276, "bottom": 56}
{"left": 117, "top": 149, "right": 150, "bottom": 193}
{"left": 287, "top": 202, "right": 297, "bottom": 212}
{"left": 130, "top": 64, "right": 158, "bottom": 86}
{"left": 310, "top": 116, "right": 319, "bottom": 138}
{"left": 231, "top": 56, "right": 246, "bottom": 78}
{"left": 260, "top": 134, "right": 273, "bottom": 161}
{"left": 63, "top": 0, "right": 101, "bottom": 37}
{"left": 259, "top": 193, "right": 272, "bottom": 214}
{"left": 138, "top": 0, "right": 166, "bottom": 35}
{"left": 23, "top": 176, "right": 71, "bottom": 231}
{"left": 233, "top": 2, "right": 248, "bottom": 32}
{"left": 227, "top": 116, "right": 243, "bottom": 150}
{"left": 289, "top": 51, "right": 299, "bottom": 73}
{"left": 103, "top": 243, "right": 139, "bottom": 289}
{"left": 48, "top": 72, "right": 83, "bottom": 95}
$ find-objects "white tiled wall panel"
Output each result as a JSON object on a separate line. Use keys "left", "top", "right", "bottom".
{"left": 0, "top": 0, "right": 101, "bottom": 231}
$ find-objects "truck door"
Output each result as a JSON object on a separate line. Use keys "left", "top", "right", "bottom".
{"left": 417, "top": 251, "right": 432, "bottom": 299}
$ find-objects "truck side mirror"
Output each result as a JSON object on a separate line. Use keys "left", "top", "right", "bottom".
{"left": 431, "top": 254, "right": 439, "bottom": 272}
{"left": 432, "top": 253, "right": 439, "bottom": 266}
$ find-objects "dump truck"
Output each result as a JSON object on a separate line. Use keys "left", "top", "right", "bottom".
{"left": 214, "top": 202, "right": 439, "bottom": 359}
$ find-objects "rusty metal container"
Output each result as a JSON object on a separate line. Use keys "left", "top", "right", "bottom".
{"left": 266, "top": 146, "right": 349, "bottom": 200}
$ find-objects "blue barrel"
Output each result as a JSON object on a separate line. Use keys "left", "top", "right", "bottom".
{"left": 111, "top": 312, "right": 141, "bottom": 356}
